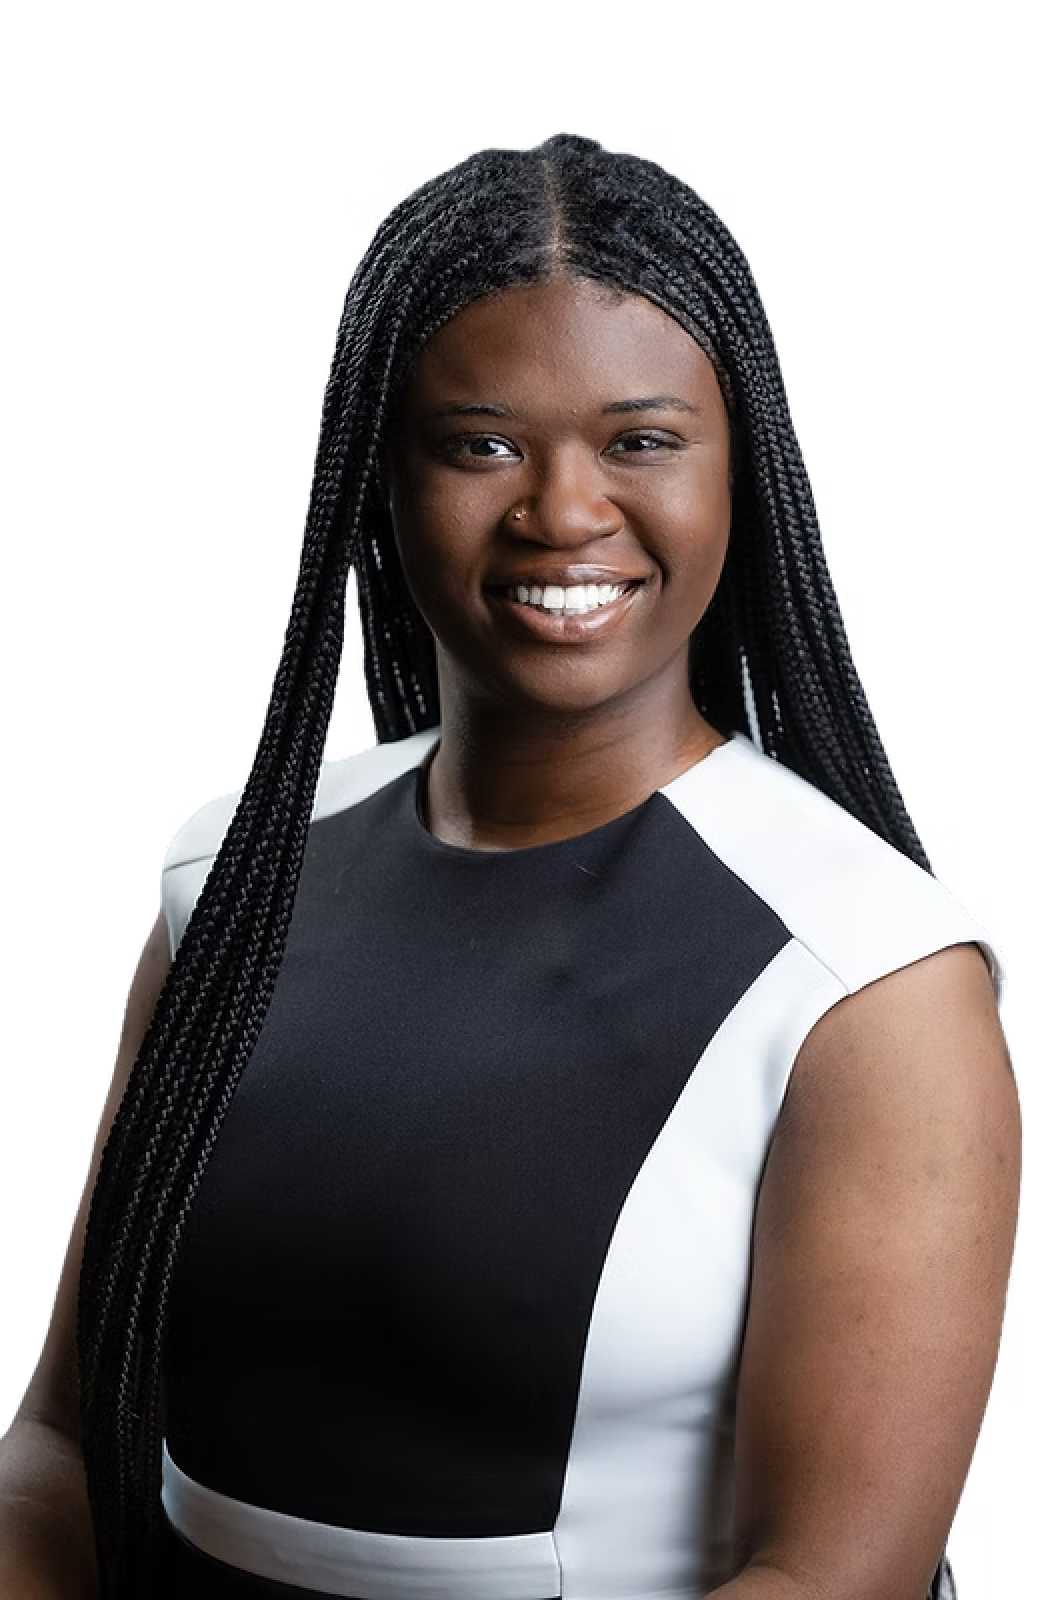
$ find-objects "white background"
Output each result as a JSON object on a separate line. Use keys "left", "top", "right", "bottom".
{"left": 0, "top": 3, "right": 1058, "bottom": 1592}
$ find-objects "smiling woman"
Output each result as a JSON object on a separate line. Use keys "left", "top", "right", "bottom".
{"left": 0, "top": 134, "right": 1019, "bottom": 1600}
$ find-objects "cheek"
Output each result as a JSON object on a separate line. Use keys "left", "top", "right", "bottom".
{"left": 389, "top": 490, "right": 494, "bottom": 633}
{"left": 640, "top": 472, "right": 731, "bottom": 592}
{"left": 391, "top": 467, "right": 501, "bottom": 562}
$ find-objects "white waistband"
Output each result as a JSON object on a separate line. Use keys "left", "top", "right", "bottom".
{"left": 161, "top": 1443, "right": 561, "bottom": 1600}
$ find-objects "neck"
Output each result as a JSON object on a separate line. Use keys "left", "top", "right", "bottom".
{"left": 422, "top": 686, "right": 726, "bottom": 851}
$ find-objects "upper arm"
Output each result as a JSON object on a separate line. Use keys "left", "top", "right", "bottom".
{"left": 732, "top": 942, "right": 1021, "bottom": 1600}
{"left": 16, "top": 911, "right": 173, "bottom": 1442}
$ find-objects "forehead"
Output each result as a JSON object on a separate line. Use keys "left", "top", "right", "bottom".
{"left": 401, "top": 276, "right": 725, "bottom": 416}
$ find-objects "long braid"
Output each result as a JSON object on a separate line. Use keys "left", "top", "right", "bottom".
{"left": 78, "top": 248, "right": 421, "bottom": 1588}
{"left": 78, "top": 131, "right": 933, "bottom": 1595}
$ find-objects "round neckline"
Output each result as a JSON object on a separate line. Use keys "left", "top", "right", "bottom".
{"left": 406, "top": 733, "right": 740, "bottom": 862}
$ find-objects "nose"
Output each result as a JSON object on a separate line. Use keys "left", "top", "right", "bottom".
{"left": 513, "top": 444, "right": 624, "bottom": 547}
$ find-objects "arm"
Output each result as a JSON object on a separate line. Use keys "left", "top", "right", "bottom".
{"left": 716, "top": 942, "right": 1020, "bottom": 1600}
{"left": 0, "top": 912, "right": 172, "bottom": 1598}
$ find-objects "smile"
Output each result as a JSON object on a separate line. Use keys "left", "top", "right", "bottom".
{"left": 506, "top": 582, "right": 632, "bottom": 615}
{"left": 485, "top": 578, "right": 645, "bottom": 642}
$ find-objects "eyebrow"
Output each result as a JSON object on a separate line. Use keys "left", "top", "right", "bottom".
{"left": 431, "top": 403, "right": 517, "bottom": 419}
{"left": 601, "top": 396, "right": 701, "bottom": 416}
{"left": 428, "top": 395, "right": 701, "bottom": 421}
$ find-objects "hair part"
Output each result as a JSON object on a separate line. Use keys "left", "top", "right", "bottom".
{"left": 77, "top": 131, "right": 929, "bottom": 1594}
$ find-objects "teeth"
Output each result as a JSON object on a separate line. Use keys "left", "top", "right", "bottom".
{"left": 507, "top": 582, "right": 628, "bottom": 613}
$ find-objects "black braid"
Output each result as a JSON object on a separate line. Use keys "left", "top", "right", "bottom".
{"left": 77, "top": 130, "right": 930, "bottom": 1596}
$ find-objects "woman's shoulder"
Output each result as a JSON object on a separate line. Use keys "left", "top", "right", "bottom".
{"left": 661, "top": 734, "right": 1002, "bottom": 1000}
{"left": 160, "top": 728, "right": 438, "bottom": 955}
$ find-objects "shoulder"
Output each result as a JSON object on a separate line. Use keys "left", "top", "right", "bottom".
{"left": 732, "top": 927, "right": 1018, "bottom": 1591}
{"left": 160, "top": 728, "right": 439, "bottom": 955}
{"left": 660, "top": 734, "right": 1002, "bottom": 999}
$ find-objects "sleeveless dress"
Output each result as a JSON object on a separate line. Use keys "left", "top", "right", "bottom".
{"left": 157, "top": 729, "right": 997, "bottom": 1599}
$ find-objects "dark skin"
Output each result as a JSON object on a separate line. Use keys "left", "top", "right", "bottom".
{"left": 385, "top": 275, "right": 731, "bottom": 849}
{"left": 0, "top": 277, "right": 1019, "bottom": 1600}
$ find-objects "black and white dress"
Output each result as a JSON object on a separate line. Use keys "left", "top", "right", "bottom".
{"left": 158, "top": 730, "right": 997, "bottom": 1598}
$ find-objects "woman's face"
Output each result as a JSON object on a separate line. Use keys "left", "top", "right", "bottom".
{"left": 384, "top": 275, "right": 732, "bottom": 724}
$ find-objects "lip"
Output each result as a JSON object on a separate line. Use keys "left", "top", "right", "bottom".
{"left": 484, "top": 566, "right": 650, "bottom": 589}
{"left": 484, "top": 578, "right": 646, "bottom": 643}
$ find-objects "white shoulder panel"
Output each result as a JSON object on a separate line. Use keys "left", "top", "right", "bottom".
{"left": 661, "top": 735, "right": 1002, "bottom": 998}
{"left": 160, "top": 728, "right": 439, "bottom": 957}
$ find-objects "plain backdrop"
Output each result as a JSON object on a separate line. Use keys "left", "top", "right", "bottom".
{"left": 0, "top": 3, "right": 1059, "bottom": 1593}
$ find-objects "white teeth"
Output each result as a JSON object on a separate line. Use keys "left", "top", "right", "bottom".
{"left": 506, "top": 581, "right": 629, "bottom": 613}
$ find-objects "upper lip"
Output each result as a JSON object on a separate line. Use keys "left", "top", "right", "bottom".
{"left": 485, "top": 567, "right": 649, "bottom": 589}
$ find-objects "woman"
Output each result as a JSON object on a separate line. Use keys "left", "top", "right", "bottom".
{"left": 0, "top": 134, "right": 1019, "bottom": 1599}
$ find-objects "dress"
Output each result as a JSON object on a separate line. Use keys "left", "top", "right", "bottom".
{"left": 157, "top": 729, "right": 998, "bottom": 1599}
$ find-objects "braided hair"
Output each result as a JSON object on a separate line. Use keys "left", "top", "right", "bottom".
{"left": 76, "top": 132, "right": 929, "bottom": 1594}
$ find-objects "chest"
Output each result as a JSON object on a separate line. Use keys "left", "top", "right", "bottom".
{"left": 165, "top": 776, "right": 792, "bottom": 1534}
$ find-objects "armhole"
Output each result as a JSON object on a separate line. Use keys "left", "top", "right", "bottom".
{"left": 971, "top": 935, "right": 1005, "bottom": 1004}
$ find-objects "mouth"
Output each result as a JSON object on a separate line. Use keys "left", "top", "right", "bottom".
{"left": 483, "top": 576, "right": 647, "bottom": 640}
{"left": 496, "top": 579, "right": 641, "bottom": 616}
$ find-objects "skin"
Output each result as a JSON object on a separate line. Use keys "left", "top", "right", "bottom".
{"left": 385, "top": 275, "right": 731, "bottom": 848}
{"left": 0, "top": 276, "right": 1020, "bottom": 1599}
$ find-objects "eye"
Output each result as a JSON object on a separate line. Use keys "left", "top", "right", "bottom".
{"left": 606, "top": 429, "right": 686, "bottom": 456}
{"left": 438, "top": 434, "right": 522, "bottom": 463}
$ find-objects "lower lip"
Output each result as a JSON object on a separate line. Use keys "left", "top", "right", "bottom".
{"left": 485, "top": 584, "right": 645, "bottom": 642}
